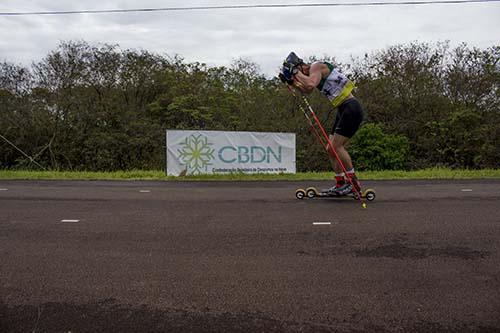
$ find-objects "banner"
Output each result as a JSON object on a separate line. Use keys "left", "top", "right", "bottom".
{"left": 166, "top": 130, "right": 296, "bottom": 176}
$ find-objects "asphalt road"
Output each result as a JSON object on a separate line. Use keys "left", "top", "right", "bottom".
{"left": 1, "top": 180, "right": 500, "bottom": 332}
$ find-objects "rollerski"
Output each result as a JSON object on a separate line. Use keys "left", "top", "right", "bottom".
{"left": 295, "top": 185, "right": 376, "bottom": 201}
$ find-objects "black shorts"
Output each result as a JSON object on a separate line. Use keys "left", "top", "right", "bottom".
{"left": 331, "top": 98, "right": 364, "bottom": 138}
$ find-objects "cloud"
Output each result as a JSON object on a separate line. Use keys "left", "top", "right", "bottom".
{"left": 1, "top": 0, "right": 499, "bottom": 76}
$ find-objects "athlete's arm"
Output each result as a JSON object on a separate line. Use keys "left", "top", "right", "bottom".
{"left": 293, "top": 63, "right": 323, "bottom": 94}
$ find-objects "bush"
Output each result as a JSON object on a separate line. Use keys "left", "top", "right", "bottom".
{"left": 350, "top": 123, "right": 410, "bottom": 170}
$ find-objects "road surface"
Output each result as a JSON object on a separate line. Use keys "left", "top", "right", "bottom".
{"left": 1, "top": 180, "right": 499, "bottom": 332}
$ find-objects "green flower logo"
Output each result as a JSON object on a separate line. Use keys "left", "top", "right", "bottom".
{"left": 177, "top": 134, "right": 215, "bottom": 174}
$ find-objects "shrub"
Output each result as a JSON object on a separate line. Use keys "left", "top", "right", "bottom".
{"left": 350, "top": 123, "right": 410, "bottom": 170}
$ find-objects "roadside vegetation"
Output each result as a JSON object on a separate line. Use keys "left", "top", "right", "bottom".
{"left": 1, "top": 169, "right": 499, "bottom": 181}
{"left": 1, "top": 41, "right": 498, "bottom": 172}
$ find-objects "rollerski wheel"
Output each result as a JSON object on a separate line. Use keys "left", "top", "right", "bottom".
{"left": 305, "top": 187, "right": 318, "bottom": 198}
{"left": 295, "top": 189, "right": 306, "bottom": 200}
{"left": 363, "top": 189, "right": 376, "bottom": 201}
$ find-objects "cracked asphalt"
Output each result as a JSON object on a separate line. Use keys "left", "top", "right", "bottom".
{"left": 1, "top": 180, "right": 500, "bottom": 332}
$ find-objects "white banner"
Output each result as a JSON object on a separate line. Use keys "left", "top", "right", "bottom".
{"left": 166, "top": 130, "right": 296, "bottom": 176}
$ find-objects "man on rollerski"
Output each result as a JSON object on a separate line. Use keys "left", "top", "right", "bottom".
{"left": 280, "top": 52, "right": 364, "bottom": 196}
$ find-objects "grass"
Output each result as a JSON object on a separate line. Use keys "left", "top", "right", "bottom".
{"left": 0, "top": 168, "right": 499, "bottom": 181}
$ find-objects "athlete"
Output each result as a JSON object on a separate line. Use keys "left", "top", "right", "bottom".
{"left": 279, "top": 52, "right": 364, "bottom": 195}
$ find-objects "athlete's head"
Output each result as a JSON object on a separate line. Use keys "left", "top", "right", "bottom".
{"left": 284, "top": 52, "right": 303, "bottom": 69}
{"left": 284, "top": 52, "right": 312, "bottom": 74}
{"left": 279, "top": 51, "right": 308, "bottom": 83}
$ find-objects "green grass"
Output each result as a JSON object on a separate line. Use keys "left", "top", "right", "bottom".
{"left": 0, "top": 168, "right": 499, "bottom": 181}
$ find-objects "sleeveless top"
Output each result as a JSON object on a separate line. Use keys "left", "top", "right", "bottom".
{"left": 316, "top": 62, "right": 355, "bottom": 108}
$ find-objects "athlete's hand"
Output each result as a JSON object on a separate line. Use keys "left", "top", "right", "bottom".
{"left": 293, "top": 80, "right": 304, "bottom": 89}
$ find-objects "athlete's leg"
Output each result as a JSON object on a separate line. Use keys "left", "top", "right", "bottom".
{"left": 328, "top": 133, "right": 353, "bottom": 173}
{"left": 326, "top": 99, "right": 363, "bottom": 194}
{"left": 328, "top": 133, "right": 361, "bottom": 193}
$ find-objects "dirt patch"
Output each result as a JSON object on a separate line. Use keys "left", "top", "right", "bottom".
{"left": 355, "top": 242, "right": 489, "bottom": 260}
{"left": 0, "top": 300, "right": 334, "bottom": 333}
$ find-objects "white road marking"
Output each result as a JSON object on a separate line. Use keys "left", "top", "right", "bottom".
{"left": 313, "top": 222, "right": 332, "bottom": 225}
{"left": 61, "top": 220, "right": 80, "bottom": 223}
{"left": 0, "top": 188, "right": 7, "bottom": 191}
{"left": 139, "top": 190, "right": 151, "bottom": 193}
{"left": 461, "top": 189, "right": 473, "bottom": 192}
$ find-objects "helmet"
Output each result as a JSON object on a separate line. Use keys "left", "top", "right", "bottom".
{"left": 279, "top": 52, "right": 303, "bottom": 84}
{"left": 284, "top": 52, "right": 303, "bottom": 68}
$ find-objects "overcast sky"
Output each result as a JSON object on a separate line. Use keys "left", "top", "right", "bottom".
{"left": 0, "top": 0, "right": 499, "bottom": 76}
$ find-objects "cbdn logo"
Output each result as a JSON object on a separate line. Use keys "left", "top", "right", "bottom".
{"left": 177, "top": 134, "right": 215, "bottom": 174}
{"left": 218, "top": 146, "right": 282, "bottom": 164}
{"left": 177, "top": 134, "right": 283, "bottom": 174}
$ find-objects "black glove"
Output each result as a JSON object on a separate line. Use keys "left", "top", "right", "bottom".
{"left": 279, "top": 66, "right": 294, "bottom": 85}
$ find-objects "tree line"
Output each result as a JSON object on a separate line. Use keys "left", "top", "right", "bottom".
{"left": 0, "top": 41, "right": 498, "bottom": 171}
